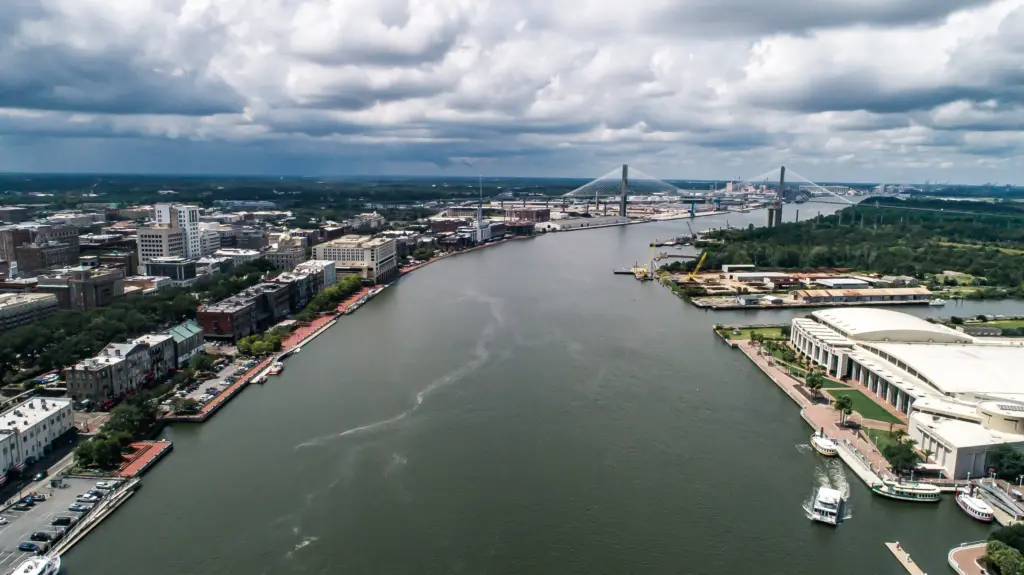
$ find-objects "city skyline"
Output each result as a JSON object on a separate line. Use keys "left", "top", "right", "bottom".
{"left": 3, "top": 0, "right": 1024, "bottom": 183}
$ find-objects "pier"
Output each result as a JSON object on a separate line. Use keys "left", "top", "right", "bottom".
{"left": 885, "top": 542, "right": 926, "bottom": 575}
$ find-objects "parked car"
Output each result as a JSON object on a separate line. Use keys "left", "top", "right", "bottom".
{"left": 32, "top": 472, "right": 46, "bottom": 482}
{"left": 12, "top": 503, "right": 31, "bottom": 512}
{"left": 18, "top": 542, "right": 44, "bottom": 553}
{"left": 0, "top": 516, "right": 8, "bottom": 525}
{"left": 29, "top": 532, "right": 52, "bottom": 542}
{"left": 76, "top": 495, "right": 99, "bottom": 504}
{"left": 68, "top": 503, "right": 93, "bottom": 512}
{"left": 51, "top": 516, "right": 77, "bottom": 527}
{"left": 95, "top": 480, "right": 121, "bottom": 490}
{"left": 30, "top": 494, "right": 46, "bottom": 502}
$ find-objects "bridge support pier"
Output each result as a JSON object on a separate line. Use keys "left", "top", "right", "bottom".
{"left": 619, "top": 164, "right": 628, "bottom": 217}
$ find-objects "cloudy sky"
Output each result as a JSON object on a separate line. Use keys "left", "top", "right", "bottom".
{"left": 2, "top": 0, "right": 1023, "bottom": 183}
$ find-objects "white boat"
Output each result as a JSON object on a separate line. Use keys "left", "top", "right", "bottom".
{"left": 268, "top": 362, "right": 284, "bottom": 376}
{"left": 810, "top": 430, "right": 838, "bottom": 457}
{"left": 956, "top": 487, "right": 994, "bottom": 523}
{"left": 871, "top": 479, "right": 941, "bottom": 502}
{"left": 12, "top": 555, "right": 61, "bottom": 575}
{"left": 929, "top": 298, "right": 946, "bottom": 306}
{"left": 810, "top": 487, "right": 844, "bottom": 526}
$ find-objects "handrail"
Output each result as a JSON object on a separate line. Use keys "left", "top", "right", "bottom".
{"left": 947, "top": 540, "right": 988, "bottom": 575}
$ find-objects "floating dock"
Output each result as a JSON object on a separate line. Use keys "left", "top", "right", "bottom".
{"left": 885, "top": 542, "right": 926, "bottom": 575}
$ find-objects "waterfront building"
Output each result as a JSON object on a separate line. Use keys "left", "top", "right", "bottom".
{"left": 0, "top": 292, "right": 58, "bottom": 330}
{"left": 165, "top": 319, "right": 205, "bottom": 367}
{"left": 65, "top": 341, "right": 153, "bottom": 405}
{"left": 133, "top": 333, "right": 176, "bottom": 381}
{"left": 0, "top": 397, "right": 73, "bottom": 481}
{"left": 790, "top": 307, "right": 1024, "bottom": 478}
{"left": 312, "top": 235, "right": 396, "bottom": 284}
{"left": 294, "top": 260, "right": 337, "bottom": 288}
{"left": 196, "top": 282, "right": 293, "bottom": 341}
{"left": 789, "top": 287, "right": 931, "bottom": 304}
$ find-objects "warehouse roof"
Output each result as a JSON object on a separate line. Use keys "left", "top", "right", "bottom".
{"left": 864, "top": 342, "right": 1024, "bottom": 395}
{"left": 811, "top": 308, "right": 970, "bottom": 343}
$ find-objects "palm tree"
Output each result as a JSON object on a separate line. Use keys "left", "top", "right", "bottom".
{"left": 921, "top": 448, "right": 934, "bottom": 463}
{"left": 833, "top": 395, "right": 854, "bottom": 425}
{"left": 891, "top": 428, "right": 909, "bottom": 444}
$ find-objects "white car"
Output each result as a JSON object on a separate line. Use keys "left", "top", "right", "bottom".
{"left": 95, "top": 480, "right": 121, "bottom": 490}
{"left": 0, "top": 516, "right": 8, "bottom": 525}
{"left": 76, "top": 495, "right": 100, "bottom": 504}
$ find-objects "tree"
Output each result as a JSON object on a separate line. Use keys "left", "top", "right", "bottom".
{"left": 989, "top": 444, "right": 1024, "bottom": 480}
{"left": 74, "top": 441, "right": 95, "bottom": 466}
{"left": 987, "top": 539, "right": 1024, "bottom": 575}
{"left": 190, "top": 354, "right": 214, "bottom": 373}
{"left": 91, "top": 436, "right": 124, "bottom": 469}
{"left": 882, "top": 441, "right": 922, "bottom": 475}
{"left": 805, "top": 372, "right": 825, "bottom": 398}
{"left": 170, "top": 397, "right": 199, "bottom": 414}
{"left": 833, "top": 395, "right": 854, "bottom": 425}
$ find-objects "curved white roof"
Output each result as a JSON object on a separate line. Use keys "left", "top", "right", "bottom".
{"left": 866, "top": 342, "right": 1024, "bottom": 395}
{"left": 811, "top": 308, "right": 971, "bottom": 344}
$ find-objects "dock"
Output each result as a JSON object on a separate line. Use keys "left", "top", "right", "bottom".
{"left": 885, "top": 542, "right": 926, "bottom": 575}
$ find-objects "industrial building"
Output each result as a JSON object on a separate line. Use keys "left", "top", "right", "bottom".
{"left": 790, "top": 287, "right": 931, "bottom": 304}
{"left": 790, "top": 307, "right": 1024, "bottom": 479}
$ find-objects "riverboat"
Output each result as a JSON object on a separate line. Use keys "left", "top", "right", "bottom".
{"left": 810, "top": 430, "right": 838, "bottom": 457}
{"left": 810, "top": 487, "right": 844, "bottom": 526}
{"left": 870, "top": 479, "right": 941, "bottom": 502}
{"left": 955, "top": 487, "right": 994, "bottom": 523}
{"left": 269, "top": 362, "right": 284, "bottom": 376}
{"left": 12, "top": 555, "right": 61, "bottom": 575}
{"left": 929, "top": 298, "right": 946, "bottom": 307}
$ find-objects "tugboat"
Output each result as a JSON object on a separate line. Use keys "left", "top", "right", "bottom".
{"left": 810, "top": 429, "right": 839, "bottom": 457}
{"left": 871, "top": 479, "right": 941, "bottom": 502}
{"left": 955, "top": 485, "right": 994, "bottom": 523}
{"left": 810, "top": 487, "right": 844, "bottom": 526}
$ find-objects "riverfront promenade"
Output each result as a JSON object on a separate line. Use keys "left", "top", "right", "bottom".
{"left": 737, "top": 341, "right": 897, "bottom": 479}
{"left": 948, "top": 542, "right": 987, "bottom": 575}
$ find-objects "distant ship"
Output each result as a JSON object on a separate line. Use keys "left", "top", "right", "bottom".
{"left": 12, "top": 555, "right": 61, "bottom": 575}
{"left": 810, "top": 430, "right": 838, "bottom": 457}
{"left": 810, "top": 487, "right": 844, "bottom": 526}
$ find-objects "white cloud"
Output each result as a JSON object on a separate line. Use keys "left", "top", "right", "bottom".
{"left": 1, "top": 0, "right": 1023, "bottom": 181}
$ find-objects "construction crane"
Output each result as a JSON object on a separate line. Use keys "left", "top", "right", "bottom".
{"left": 687, "top": 252, "right": 708, "bottom": 280}
{"left": 686, "top": 221, "right": 698, "bottom": 241}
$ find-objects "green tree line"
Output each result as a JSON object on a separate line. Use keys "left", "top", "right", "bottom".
{"left": 293, "top": 274, "right": 363, "bottom": 322}
{"left": 0, "top": 289, "right": 198, "bottom": 383}
{"left": 698, "top": 198, "right": 1024, "bottom": 293}
{"left": 194, "top": 259, "right": 277, "bottom": 302}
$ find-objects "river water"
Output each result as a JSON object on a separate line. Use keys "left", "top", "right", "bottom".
{"left": 66, "top": 202, "right": 1020, "bottom": 574}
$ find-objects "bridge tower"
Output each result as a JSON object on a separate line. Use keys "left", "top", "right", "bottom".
{"left": 619, "top": 164, "right": 628, "bottom": 217}
{"left": 767, "top": 165, "right": 786, "bottom": 227}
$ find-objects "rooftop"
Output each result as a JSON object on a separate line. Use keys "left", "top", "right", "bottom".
{"left": 911, "top": 411, "right": 1024, "bottom": 449}
{"left": 812, "top": 307, "right": 968, "bottom": 343}
{"left": 166, "top": 319, "right": 203, "bottom": 343}
{"left": 795, "top": 287, "right": 932, "bottom": 298}
{"left": 0, "top": 292, "right": 56, "bottom": 309}
{"left": 864, "top": 342, "right": 1024, "bottom": 396}
{"left": 0, "top": 397, "right": 71, "bottom": 433}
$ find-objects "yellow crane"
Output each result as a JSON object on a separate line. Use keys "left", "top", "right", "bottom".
{"left": 687, "top": 251, "right": 708, "bottom": 280}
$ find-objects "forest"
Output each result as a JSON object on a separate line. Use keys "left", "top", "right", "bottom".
{"left": 700, "top": 198, "right": 1024, "bottom": 294}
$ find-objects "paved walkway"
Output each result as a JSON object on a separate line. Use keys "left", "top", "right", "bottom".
{"left": 336, "top": 287, "right": 370, "bottom": 313}
{"left": 117, "top": 440, "right": 173, "bottom": 478}
{"left": 949, "top": 543, "right": 987, "bottom": 575}
{"left": 283, "top": 315, "right": 335, "bottom": 348}
{"left": 740, "top": 342, "right": 896, "bottom": 480}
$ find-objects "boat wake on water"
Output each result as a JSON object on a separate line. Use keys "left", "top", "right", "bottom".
{"left": 795, "top": 443, "right": 812, "bottom": 454}
{"left": 296, "top": 296, "right": 507, "bottom": 449}
{"left": 803, "top": 457, "right": 853, "bottom": 522}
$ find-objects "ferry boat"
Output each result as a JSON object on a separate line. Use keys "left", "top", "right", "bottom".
{"left": 929, "top": 298, "right": 946, "bottom": 306}
{"left": 810, "top": 487, "right": 844, "bottom": 526}
{"left": 12, "top": 555, "right": 61, "bottom": 575}
{"left": 268, "top": 362, "right": 284, "bottom": 376}
{"left": 810, "top": 430, "right": 839, "bottom": 457}
{"left": 956, "top": 486, "right": 994, "bottom": 523}
{"left": 870, "top": 479, "right": 941, "bottom": 502}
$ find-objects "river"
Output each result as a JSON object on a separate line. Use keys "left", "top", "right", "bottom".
{"left": 65, "top": 202, "right": 1022, "bottom": 574}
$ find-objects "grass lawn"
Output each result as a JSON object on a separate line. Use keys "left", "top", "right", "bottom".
{"left": 721, "top": 326, "right": 787, "bottom": 340}
{"left": 820, "top": 379, "right": 849, "bottom": 389}
{"left": 827, "top": 389, "right": 903, "bottom": 425}
{"left": 982, "top": 320, "right": 1024, "bottom": 329}
{"left": 864, "top": 428, "right": 901, "bottom": 452}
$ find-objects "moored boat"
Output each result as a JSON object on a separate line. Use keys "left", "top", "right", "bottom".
{"left": 929, "top": 298, "right": 946, "bottom": 306}
{"left": 810, "top": 487, "right": 844, "bottom": 526}
{"left": 810, "top": 429, "right": 838, "bottom": 457}
{"left": 871, "top": 479, "right": 941, "bottom": 502}
{"left": 269, "top": 362, "right": 284, "bottom": 376}
{"left": 13, "top": 555, "right": 61, "bottom": 575}
{"left": 956, "top": 486, "right": 994, "bottom": 522}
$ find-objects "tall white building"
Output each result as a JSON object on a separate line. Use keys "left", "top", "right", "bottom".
{"left": 156, "top": 204, "right": 202, "bottom": 258}
{"left": 312, "top": 235, "right": 396, "bottom": 284}
{"left": 199, "top": 222, "right": 221, "bottom": 255}
{"left": 137, "top": 224, "right": 184, "bottom": 273}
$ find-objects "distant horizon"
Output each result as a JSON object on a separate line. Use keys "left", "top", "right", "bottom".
{"left": 0, "top": 170, "right": 1000, "bottom": 189}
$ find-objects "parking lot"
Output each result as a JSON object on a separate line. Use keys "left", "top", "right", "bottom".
{"left": 175, "top": 357, "right": 260, "bottom": 405}
{"left": 0, "top": 477, "right": 110, "bottom": 569}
